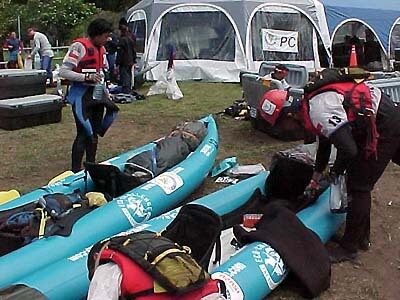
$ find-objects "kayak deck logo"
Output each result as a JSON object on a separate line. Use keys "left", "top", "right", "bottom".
{"left": 252, "top": 243, "right": 288, "bottom": 290}
{"left": 117, "top": 193, "right": 152, "bottom": 226}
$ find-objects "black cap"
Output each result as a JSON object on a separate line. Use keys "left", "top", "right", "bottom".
{"left": 275, "top": 64, "right": 289, "bottom": 72}
{"left": 119, "top": 17, "right": 128, "bottom": 26}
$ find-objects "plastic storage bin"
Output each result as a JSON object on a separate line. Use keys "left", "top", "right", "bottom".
{"left": 0, "top": 69, "right": 47, "bottom": 100}
{"left": 0, "top": 94, "right": 63, "bottom": 130}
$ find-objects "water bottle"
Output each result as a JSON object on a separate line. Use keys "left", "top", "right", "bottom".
{"left": 54, "top": 64, "right": 63, "bottom": 96}
{"left": 329, "top": 174, "right": 348, "bottom": 214}
{"left": 92, "top": 73, "right": 105, "bottom": 101}
{"left": 34, "top": 53, "right": 41, "bottom": 70}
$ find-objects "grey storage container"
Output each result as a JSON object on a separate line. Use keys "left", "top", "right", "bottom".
{"left": 0, "top": 94, "right": 63, "bottom": 130}
{"left": 0, "top": 69, "right": 47, "bottom": 100}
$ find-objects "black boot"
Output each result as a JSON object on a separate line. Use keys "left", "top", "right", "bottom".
{"left": 328, "top": 246, "right": 357, "bottom": 263}
{"left": 359, "top": 238, "right": 371, "bottom": 251}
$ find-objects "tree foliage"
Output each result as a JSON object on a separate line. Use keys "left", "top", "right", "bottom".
{"left": 84, "top": 0, "right": 140, "bottom": 12}
{"left": 0, "top": 0, "right": 97, "bottom": 44}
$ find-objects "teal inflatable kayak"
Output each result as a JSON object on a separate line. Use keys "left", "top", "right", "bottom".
{"left": 10, "top": 172, "right": 269, "bottom": 299}
{"left": 211, "top": 187, "right": 346, "bottom": 299}
{"left": 0, "top": 143, "right": 155, "bottom": 211}
{"left": 0, "top": 114, "right": 218, "bottom": 289}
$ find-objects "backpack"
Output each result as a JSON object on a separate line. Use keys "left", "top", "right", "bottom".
{"left": 95, "top": 230, "right": 210, "bottom": 295}
{"left": 303, "top": 67, "right": 371, "bottom": 94}
{"left": 221, "top": 99, "right": 249, "bottom": 119}
{"left": 87, "top": 204, "right": 225, "bottom": 295}
{"left": 303, "top": 67, "right": 374, "bottom": 127}
{"left": 37, "top": 192, "right": 86, "bottom": 219}
{"left": 162, "top": 204, "right": 223, "bottom": 270}
{"left": 87, "top": 188, "right": 268, "bottom": 278}
{"left": 265, "top": 145, "right": 330, "bottom": 212}
{"left": 0, "top": 192, "right": 89, "bottom": 256}
{"left": 168, "top": 121, "right": 207, "bottom": 151}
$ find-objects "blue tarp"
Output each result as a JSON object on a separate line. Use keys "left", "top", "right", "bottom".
{"left": 320, "top": 0, "right": 400, "bottom": 53}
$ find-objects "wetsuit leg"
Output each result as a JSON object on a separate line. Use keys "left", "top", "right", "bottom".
{"left": 343, "top": 137, "right": 399, "bottom": 251}
{"left": 85, "top": 105, "right": 104, "bottom": 164}
{"left": 72, "top": 112, "right": 89, "bottom": 173}
{"left": 85, "top": 136, "right": 98, "bottom": 164}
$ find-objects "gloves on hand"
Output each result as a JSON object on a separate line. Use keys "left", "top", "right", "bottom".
{"left": 303, "top": 178, "right": 320, "bottom": 201}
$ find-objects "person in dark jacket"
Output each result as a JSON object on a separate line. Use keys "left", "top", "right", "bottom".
{"left": 104, "top": 32, "right": 119, "bottom": 83}
{"left": 116, "top": 18, "right": 137, "bottom": 94}
{"left": 303, "top": 76, "right": 400, "bottom": 263}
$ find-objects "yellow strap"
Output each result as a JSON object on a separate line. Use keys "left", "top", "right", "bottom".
{"left": 182, "top": 245, "right": 191, "bottom": 255}
{"left": 151, "top": 248, "right": 187, "bottom": 265}
{"left": 122, "top": 238, "right": 131, "bottom": 246}
{"left": 35, "top": 208, "right": 48, "bottom": 239}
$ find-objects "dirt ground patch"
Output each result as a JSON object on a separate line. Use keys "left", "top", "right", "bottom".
{"left": 0, "top": 84, "right": 399, "bottom": 299}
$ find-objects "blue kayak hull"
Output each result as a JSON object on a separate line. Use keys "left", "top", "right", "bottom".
{"left": 1, "top": 143, "right": 155, "bottom": 210}
{"left": 211, "top": 188, "right": 346, "bottom": 299}
{"left": 0, "top": 115, "right": 218, "bottom": 289}
{"left": 14, "top": 172, "right": 269, "bottom": 299}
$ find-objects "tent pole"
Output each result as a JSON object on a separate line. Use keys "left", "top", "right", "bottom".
{"left": 17, "top": 15, "right": 21, "bottom": 40}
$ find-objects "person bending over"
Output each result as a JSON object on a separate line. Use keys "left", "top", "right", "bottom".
{"left": 302, "top": 70, "right": 400, "bottom": 263}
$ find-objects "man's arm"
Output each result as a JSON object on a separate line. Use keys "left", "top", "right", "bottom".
{"left": 59, "top": 42, "right": 86, "bottom": 82}
{"left": 30, "top": 35, "right": 40, "bottom": 56}
{"left": 314, "top": 123, "right": 358, "bottom": 177}
{"left": 315, "top": 136, "right": 332, "bottom": 174}
{"left": 329, "top": 123, "right": 358, "bottom": 175}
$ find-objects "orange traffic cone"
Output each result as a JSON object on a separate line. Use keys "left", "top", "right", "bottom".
{"left": 349, "top": 44, "right": 358, "bottom": 67}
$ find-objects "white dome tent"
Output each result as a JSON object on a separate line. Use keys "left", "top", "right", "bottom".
{"left": 320, "top": 0, "right": 400, "bottom": 70}
{"left": 126, "top": 0, "right": 331, "bottom": 82}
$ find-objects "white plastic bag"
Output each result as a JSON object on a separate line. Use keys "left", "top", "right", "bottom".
{"left": 147, "top": 68, "right": 183, "bottom": 100}
{"left": 24, "top": 57, "right": 32, "bottom": 70}
{"left": 329, "top": 174, "right": 348, "bottom": 214}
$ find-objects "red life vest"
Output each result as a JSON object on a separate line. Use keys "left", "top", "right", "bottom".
{"left": 72, "top": 37, "right": 106, "bottom": 73}
{"left": 303, "top": 81, "right": 379, "bottom": 158}
{"left": 100, "top": 249, "right": 221, "bottom": 300}
{"left": 302, "top": 81, "right": 374, "bottom": 135}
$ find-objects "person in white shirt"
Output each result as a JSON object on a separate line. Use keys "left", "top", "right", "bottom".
{"left": 27, "top": 27, "right": 54, "bottom": 85}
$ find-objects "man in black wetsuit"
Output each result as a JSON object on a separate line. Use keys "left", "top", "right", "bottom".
{"left": 302, "top": 72, "right": 400, "bottom": 263}
{"left": 60, "top": 19, "right": 119, "bottom": 173}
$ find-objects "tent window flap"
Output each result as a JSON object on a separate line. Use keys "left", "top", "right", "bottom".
{"left": 251, "top": 10, "right": 315, "bottom": 62}
{"left": 156, "top": 11, "right": 236, "bottom": 61}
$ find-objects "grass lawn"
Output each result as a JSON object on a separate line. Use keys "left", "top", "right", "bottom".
{"left": 0, "top": 80, "right": 297, "bottom": 194}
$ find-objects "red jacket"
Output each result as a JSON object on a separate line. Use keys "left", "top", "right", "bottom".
{"left": 100, "top": 248, "right": 221, "bottom": 299}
